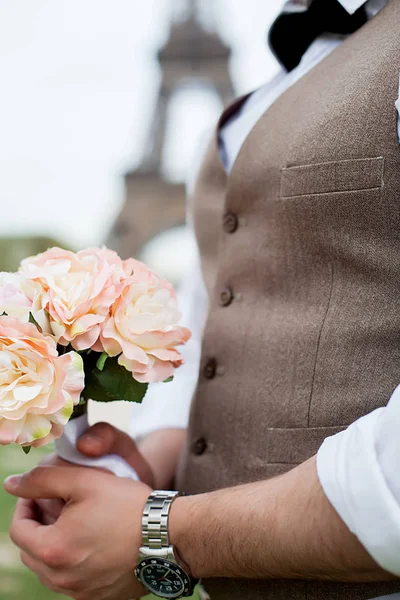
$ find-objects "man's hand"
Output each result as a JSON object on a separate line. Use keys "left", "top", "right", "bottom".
{"left": 4, "top": 465, "right": 151, "bottom": 600}
{"left": 36, "top": 424, "right": 185, "bottom": 525}
{"left": 40, "top": 423, "right": 156, "bottom": 486}
{"left": 41, "top": 423, "right": 186, "bottom": 490}
{"left": 36, "top": 422, "right": 157, "bottom": 525}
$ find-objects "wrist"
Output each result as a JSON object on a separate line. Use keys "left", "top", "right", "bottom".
{"left": 169, "top": 493, "right": 211, "bottom": 580}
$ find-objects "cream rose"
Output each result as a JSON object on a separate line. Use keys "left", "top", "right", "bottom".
{"left": 20, "top": 246, "right": 129, "bottom": 350}
{"left": 100, "top": 260, "right": 191, "bottom": 383}
{"left": 0, "top": 272, "right": 50, "bottom": 332}
{"left": 0, "top": 317, "right": 84, "bottom": 448}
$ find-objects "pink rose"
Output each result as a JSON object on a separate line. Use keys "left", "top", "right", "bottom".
{"left": 0, "top": 317, "right": 84, "bottom": 448}
{"left": 0, "top": 272, "right": 50, "bottom": 332}
{"left": 100, "top": 260, "right": 191, "bottom": 383}
{"left": 20, "top": 247, "right": 130, "bottom": 350}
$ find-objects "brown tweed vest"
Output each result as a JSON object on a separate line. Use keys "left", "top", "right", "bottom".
{"left": 177, "top": 2, "right": 400, "bottom": 598}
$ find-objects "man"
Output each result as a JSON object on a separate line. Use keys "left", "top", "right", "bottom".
{"left": 5, "top": 1, "right": 400, "bottom": 599}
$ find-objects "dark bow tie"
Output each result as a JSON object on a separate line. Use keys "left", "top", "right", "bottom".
{"left": 268, "top": 0, "right": 368, "bottom": 72}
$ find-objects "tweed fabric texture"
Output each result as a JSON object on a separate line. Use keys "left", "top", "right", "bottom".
{"left": 177, "top": 1, "right": 400, "bottom": 598}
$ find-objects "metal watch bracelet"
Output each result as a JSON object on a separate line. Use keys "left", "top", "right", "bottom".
{"left": 142, "top": 490, "right": 182, "bottom": 551}
{"left": 137, "top": 490, "right": 198, "bottom": 599}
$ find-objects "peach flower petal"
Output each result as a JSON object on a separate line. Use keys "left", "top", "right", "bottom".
{"left": 0, "top": 272, "right": 50, "bottom": 333}
{"left": 100, "top": 260, "right": 190, "bottom": 384}
{"left": 20, "top": 246, "right": 128, "bottom": 351}
{"left": 0, "top": 316, "right": 84, "bottom": 447}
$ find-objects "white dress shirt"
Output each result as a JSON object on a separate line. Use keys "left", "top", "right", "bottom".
{"left": 130, "top": 0, "right": 400, "bottom": 578}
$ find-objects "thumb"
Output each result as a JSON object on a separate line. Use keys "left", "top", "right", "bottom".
{"left": 77, "top": 422, "right": 154, "bottom": 486}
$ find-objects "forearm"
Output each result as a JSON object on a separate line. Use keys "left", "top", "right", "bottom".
{"left": 138, "top": 428, "right": 187, "bottom": 490}
{"left": 170, "top": 456, "right": 395, "bottom": 582}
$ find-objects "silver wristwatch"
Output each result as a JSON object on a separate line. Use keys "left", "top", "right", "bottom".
{"left": 135, "top": 490, "right": 198, "bottom": 599}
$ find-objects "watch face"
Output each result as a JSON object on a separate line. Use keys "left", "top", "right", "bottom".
{"left": 136, "top": 558, "right": 192, "bottom": 599}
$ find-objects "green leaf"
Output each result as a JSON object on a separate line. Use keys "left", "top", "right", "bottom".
{"left": 28, "top": 312, "right": 42, "bottom": 333}
{"left": 96, "top": 352, "right": 108, "bottom": 372}
{"left": 163, "top": 376, "right": 174, "bottom": 383}
{"left": 22, "top": 446, "right": 31, "bottom": 455}
{"left": 83, "top": 356, "right": 148, "bottom": 404}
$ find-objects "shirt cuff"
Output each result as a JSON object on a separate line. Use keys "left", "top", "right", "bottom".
{"left": 317, "top": 409, "right": 400, "bottom": 577}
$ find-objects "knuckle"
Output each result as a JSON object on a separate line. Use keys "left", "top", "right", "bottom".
{"left": 44, "top": 579, "right": 63, "bottom": 594}
{"left": 39, "top": 544, "right": 69, "bottom": 569}
{"left": 25, "top": 466, "right": 46, "bottom": 486}
{"left": 51, "top": 573, "right": 81, "bottom": 592}
{"left": 38, "top": 575, "right": 55, "bottom": 591}
{"left": 9, "top": 525, "right": 18, "bottom": 546}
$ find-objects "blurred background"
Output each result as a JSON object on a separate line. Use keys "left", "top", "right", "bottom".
{"left": 0, "top": 0, "right": 285, "bottom": 597}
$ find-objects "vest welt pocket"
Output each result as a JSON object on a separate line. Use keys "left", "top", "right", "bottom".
{"left": 262, "top": 426, "right": 346, "bottom": 464}
{"left": 280, "top": 156, "right": 384, "bottom": 199}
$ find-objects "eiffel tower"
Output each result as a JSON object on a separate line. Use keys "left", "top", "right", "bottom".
{"left": 108, "top": 0, "right": 233, "bottom": 261}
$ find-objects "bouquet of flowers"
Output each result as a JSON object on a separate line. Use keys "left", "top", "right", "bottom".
{"left": 0, "top": 246, "right": 190, "bottom": 472}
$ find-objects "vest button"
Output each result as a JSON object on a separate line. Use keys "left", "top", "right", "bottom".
{"left": 219, "top": 287, "right": 233, "bottom": 307}
{"left": 223, "top": 212, "right": 238, "bottom": 234}
{"left": 192, "top": 437, "right": 207, "bottom": 456}
{"left": 203, "top": 358, "right": 217, "bottom": 379}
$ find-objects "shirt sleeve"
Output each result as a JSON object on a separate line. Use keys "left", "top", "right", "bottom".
{"left": 317, "top": 385, "right": 400, "bottom": 577}
{"left": 129, "top": 246, "right": 208, "bottom": 439}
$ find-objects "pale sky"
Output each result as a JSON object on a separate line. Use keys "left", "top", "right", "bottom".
{"left": 0, "top": 0, "right": 284, "bottom": 250}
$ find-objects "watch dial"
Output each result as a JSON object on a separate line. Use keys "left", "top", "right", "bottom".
{"left": 137, "top": 558, "right": 191, "bottom": 599}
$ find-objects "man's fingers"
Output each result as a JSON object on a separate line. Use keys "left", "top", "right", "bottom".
{"left": 20, "top": 551, "right": 78, "bottom": 595}
{"left": 35, "top": 498, "right": 65, "bottom": 526}
{"left": 20, "top": 551, "right": 55, "bottom": 592}
{"left": 10, "top": 499, "right": 50, "bottom": 558}
{"left": 77, "top": 422, "right": 131, "bottom": 457}
{"left": 14, "top": 498, "right": 38, "bottom": 521}
{"left": 76, "top": 421, "right": 111, "bottom": 456}
{"left": 77, "top": 422, "right": 155, "bottom": 486}
{"left": 20, "top": 550, "right": 48, "bottom": 577}
{"left": 11, "top": 503, "right": 73, "bottom": 569}
{"left": 4, "top": 465, "right": 86, "bottom": 501}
